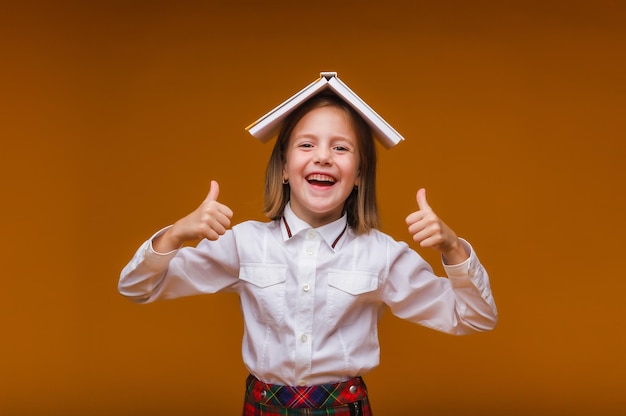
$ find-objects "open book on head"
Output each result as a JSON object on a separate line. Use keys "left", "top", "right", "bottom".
{"left": 245, "top": 72, "right": 405, "bottom": 149}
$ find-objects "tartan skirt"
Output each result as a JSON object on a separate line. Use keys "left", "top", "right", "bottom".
{"left": 242, "top": 374, "right": 373, "bottom": 416}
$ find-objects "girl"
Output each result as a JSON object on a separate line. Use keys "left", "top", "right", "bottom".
{"left": 119, "top": 92, "right": 498, "bottom": 415}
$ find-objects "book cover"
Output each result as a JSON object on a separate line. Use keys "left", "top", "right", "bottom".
{"left": 246, "top": 72, "right": 404, "bottom": 149}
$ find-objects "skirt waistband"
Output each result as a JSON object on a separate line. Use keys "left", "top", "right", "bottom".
{"left": 245, "top": 374, "right": 368, "bottom": 409}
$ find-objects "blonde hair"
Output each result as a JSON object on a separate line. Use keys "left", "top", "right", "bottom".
{"left": 263, "top": 92, "right": 380, "bottom": 234}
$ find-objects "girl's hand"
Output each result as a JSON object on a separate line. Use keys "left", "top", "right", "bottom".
{"left": 405, "top": 188, "right": 468, "bottom": 264}
{"left": 153, "top": 180, "right": 233, "bottom": 252}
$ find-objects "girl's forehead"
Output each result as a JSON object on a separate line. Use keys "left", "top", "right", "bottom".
{"left": 292, "top": 106, "right": 357, "bottom": 136}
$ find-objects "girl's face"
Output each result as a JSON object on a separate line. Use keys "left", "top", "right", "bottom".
{"left": 283, "top": 105, "right": 360, "bottom": 228}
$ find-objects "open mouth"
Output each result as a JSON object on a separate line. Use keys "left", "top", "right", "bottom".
{"left": 306, "top": 173, "right": 336, "bottom": 187}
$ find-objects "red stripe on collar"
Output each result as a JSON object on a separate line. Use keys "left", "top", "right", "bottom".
{"left": 331, "top": 224, "right": 347, "bottom": 249}
{"left": 282, "top": 216, "right": 292, "bottom": 238}
{"left": 282, "top": 217, "right": 347, "bottom": 249}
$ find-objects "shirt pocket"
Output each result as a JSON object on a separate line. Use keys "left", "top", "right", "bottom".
{"left": 239, "top": 264, "right": 288, "bottom": 324}
{"left": 326, "top": 270, "right": 379, "bottom": 327}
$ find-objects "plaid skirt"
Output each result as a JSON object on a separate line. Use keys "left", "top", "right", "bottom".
{"left": 242, "top": 374, "right": 373, "bottom": 416}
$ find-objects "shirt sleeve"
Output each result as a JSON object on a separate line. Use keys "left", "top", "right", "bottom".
{"left": 118, "top": 227, "right": 241, "bottom": 303}
{"left": 382, "top": 238, "right": 498, "bottom": 335}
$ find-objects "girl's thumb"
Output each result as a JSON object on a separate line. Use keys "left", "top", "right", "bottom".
{"left": 416, "top": 188, "right": 431, "bottom": 211}
{"left": 205, "top": 180, "right": 220, "bottom": 202}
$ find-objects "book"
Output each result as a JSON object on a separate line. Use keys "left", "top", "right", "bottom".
{"left": 245, "top": 72, "right": 404, "bottom": 149}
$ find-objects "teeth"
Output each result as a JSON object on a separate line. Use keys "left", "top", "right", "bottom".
{"left": 307, "top": 174, "right": 336, "bottom": 183}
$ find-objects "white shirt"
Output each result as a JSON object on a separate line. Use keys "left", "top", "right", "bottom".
{"left": 119, "top": 203, "right": 497, "bottom": 386}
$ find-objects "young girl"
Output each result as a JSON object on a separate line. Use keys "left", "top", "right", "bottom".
{"left": 119, "top": 92, "right": 498, "bottom": 415}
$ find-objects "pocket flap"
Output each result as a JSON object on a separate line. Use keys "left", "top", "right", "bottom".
{"left": 328, "top": 270, "right": 378, "bottom": 295}
{"left": 239, "top": 264, "right": 287, "bottom": 288}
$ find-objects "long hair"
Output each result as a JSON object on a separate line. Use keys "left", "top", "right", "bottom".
{"left": 263, "top": 92, "right": 380, "bottom": 234}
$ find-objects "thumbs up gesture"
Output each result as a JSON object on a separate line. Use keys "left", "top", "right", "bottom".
{"left": 405, "top": 189, "right": 468, "bottom": 264}
{"left": 153, "top": 180, "right": 234, "bottom": 252}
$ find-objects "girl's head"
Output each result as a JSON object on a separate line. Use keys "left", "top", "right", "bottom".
{"left": 264, "top": 92, "right": 379, "bottom": 234}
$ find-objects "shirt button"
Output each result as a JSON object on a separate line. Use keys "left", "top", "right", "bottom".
{"left": 349, "top": 385, "right": 357, "bottom": 394}
{"left": 260, "top": 390, "right": 267, "bottom": 399}
{"left": 303, "top": 284, "right": 310, "bottom": 292}
{"left": 306, "top": 248, "right": 314, "bottom": 255}
{"left": 307, "top": 231, "right": 316, "bottom": 239}
{"left": 298, "top": 380, "right": 307, "bottom": 386}
{"left": 301, "top": 334, "right": 308, "bottom": 343}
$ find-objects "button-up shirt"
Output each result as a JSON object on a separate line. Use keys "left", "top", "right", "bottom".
{"left": 119, "top": 203, "right": 497, "bottom": 386}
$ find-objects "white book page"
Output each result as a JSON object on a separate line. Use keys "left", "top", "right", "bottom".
{"left": 246, "top": 77, "right": 329, "bottom": 141}
{"left": 327, "top": 77, "right": 404, "bottom": 148}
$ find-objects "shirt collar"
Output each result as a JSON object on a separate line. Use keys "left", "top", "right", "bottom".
{"left": 282, "top": 202, "right": 348, "bottom": 250}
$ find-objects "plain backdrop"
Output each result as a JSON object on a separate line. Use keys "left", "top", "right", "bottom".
{"left": 1, "top": 1, "right": 625, "bottom": 414}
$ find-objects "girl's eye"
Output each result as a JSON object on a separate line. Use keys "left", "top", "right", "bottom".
{"left": 334, "top": 145, "right": 351, "bottom": 152}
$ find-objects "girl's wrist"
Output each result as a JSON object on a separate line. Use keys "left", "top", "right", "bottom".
{"left": 441, "top": 238, "right": 468, "bottom": 265}
{"left": 154, "top": 227, "right": 183, "bottom": 253}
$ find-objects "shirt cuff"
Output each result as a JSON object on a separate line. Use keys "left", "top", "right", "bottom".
{"left": 141, "top": 226, "right": 179, "bottom": 270}
{"left": 442, "top": 239, "right": 471, "bottom": 270}
{"left": 442, "top": 239, "right": 476, "bottom": 287}
{"left": 148, "top": 225, "right": 179, "bottom": 256}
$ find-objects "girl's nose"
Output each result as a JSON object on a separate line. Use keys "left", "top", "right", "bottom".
{"left": 313, "top": 148, "right": 332, "bottom": 165}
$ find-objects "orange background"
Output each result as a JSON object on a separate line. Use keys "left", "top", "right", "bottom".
{"left": 2, "top": 1, "right": 625, "bottom": 414}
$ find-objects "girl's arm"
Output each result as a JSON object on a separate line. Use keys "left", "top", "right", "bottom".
{"left": 399, "top": 188, "right": 497, "bottom": 333}
{"left": 119, "top": 180, "right": 237, "bottom": 303}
